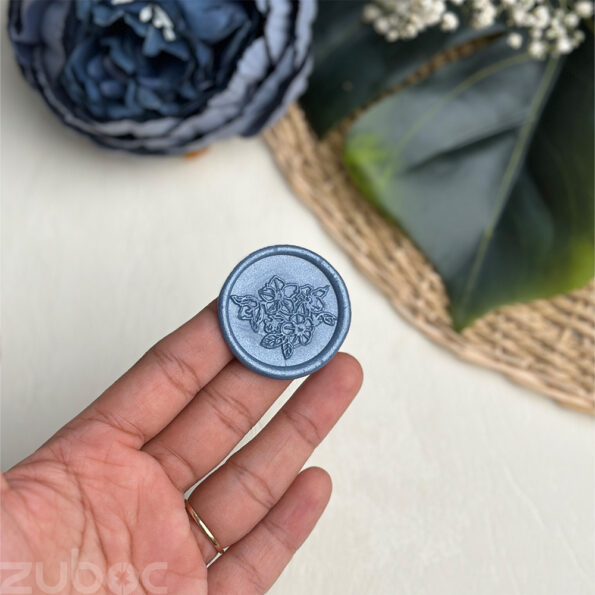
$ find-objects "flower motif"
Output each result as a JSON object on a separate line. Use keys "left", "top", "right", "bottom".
{"left": 281, "top": 314, "right": 314, "bottom": 346}
{"left": 8, "top": 0, "right": 316, "bottom": 154}
{"left": 230, "top": 275, "right": 337, "bottom": 360}
{"left": 263, "top": 315, "right": 284, "bottom": 334}
{"left": 258, "top": 276, "right": 298, "bottom": 315}
{"left": 297, "top": 284, "right": 329, "bottom": 313}
{"left": 230, "top": 295, "right": 262, "bottom": 332}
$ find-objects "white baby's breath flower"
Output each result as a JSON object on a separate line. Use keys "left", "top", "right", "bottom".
{"left": 575, "top": 1, "right": 594, "bottom": 17}
{"left": 529, "top": 39, "right": 547, "bottom": 58}
{"left": 533, "top": 5, "right": 550, "bottom": 27}
{"left": 473, "top": 4, "right": 497, "bottom": 27}
{"left": 564, "top": 12, "right": 580, "bottom": 27}
{"left": 507, "top": 31, "right": 524, "bottom": 48}
{"left": 441, "top": 11, "right": 459, "bottom": 29}
{"left": 404, "top": 23, "right": 419, "bottom": 37}
{"left": 364, "top": 0, "right": 592, "bottom": 57}
{"left": 510, "top": 6, "right": 525, "bottom": 25}
{"left": 374, "top": 16, "right": 392, "bottom": 34}
{"left": 574, "top": 29, "right": 586, "bottom": 42}
{"left": 556, "top": 36, "right": 574, "bottom": 53}
{"left": 363, "top": 4, "right": 383, "bottom": 22}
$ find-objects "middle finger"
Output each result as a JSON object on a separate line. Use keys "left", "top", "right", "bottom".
{"left": 143, "top": 360, "right": 291, "bottom": 491}
{"left": 188, "top": 353, "right": 362, "bottom": 562}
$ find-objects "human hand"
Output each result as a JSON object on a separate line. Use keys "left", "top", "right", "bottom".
{"left": 1, "top": 301, "right": 362, "bottom": 594}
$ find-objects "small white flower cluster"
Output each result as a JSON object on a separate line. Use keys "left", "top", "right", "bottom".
{"left": 112, "top": 1, "right": 177, "bottom": 41}
{"left": 363, "top": 0, "right": 593, "bottom": 57}
{"left": 363, "top": 0, "right": 461, "bottom": 40}
{"left": 139, "top": 3, "right": 177, "bottom": 41}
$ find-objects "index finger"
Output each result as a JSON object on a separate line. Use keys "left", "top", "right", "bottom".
{"left": 64, "top": 300, "right": 233, "bottom": 449}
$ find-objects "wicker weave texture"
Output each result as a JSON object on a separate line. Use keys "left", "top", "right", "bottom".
{"left": 264, "top": 104, "right": 595, "bottom": 414}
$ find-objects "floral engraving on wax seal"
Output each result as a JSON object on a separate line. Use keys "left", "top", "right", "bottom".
{"left": 230, "top": 276, "right": 337, "bottom": 360}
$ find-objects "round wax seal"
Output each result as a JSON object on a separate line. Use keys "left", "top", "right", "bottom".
{"left": 218, "top": 245, "right": 351, "bottom": 379}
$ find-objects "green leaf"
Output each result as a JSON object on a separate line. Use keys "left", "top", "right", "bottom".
{"left": 344, "top": 37, "right": 594, "bottom": 329}
{"left": 300, "top": 1, "right": 498, "bottom": 137}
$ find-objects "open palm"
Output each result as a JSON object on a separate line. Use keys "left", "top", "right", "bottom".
{"left": 1, "top": 301, "right": 362, "bottom": 594}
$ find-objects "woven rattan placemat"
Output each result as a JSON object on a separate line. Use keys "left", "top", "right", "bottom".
{"left": 264, "top": 99, "right": 595, "bottom": 413}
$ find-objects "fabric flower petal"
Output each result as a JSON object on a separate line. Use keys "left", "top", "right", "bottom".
{"left": 8, "top": 0, "right": 316, "bottom": 154}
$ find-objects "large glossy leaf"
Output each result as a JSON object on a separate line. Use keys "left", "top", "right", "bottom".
{"left": 344, "top": 37, "right": 594, "bottom": 329}
{"left": 300, "top": 1, "right": 497, "bottom": 136}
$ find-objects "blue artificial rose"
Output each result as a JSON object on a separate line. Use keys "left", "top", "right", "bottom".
{"left": 8, "top": 0, "right": 316, "bottom": 154}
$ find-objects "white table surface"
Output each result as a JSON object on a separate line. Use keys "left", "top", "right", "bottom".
{"left": 1, "top": 25, "right": 593, "bottom": 595}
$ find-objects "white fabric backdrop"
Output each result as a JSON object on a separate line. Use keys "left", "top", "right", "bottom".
{"left": 1, "top": 25, "right": 593, "bottom": 595}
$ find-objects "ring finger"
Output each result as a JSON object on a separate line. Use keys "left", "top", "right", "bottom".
{"left": 187, "top": 353, "right": 362, "bottom": 562}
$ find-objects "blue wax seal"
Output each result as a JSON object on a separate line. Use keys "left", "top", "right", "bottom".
{"left": 219, "top": 245, "right": 351, "bottom": 379}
